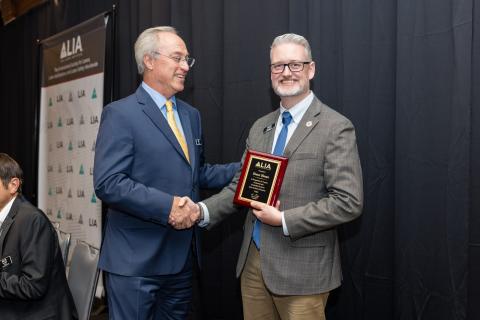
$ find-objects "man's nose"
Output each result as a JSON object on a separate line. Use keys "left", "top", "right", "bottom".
{"left": 179, "top": 60, "right": 190, "bottom": 71}
{"left": 281, "top": 64, "right": 292, "bottom": 75}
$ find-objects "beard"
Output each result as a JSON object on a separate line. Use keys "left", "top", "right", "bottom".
{"left": 272, "top": 79, "right": 308, "bottom": 97}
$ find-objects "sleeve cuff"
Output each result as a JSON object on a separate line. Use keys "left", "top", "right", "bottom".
{"left": 198, "top": 202, "right": 210, "bottom": 227}
{"left": 281, "top": 211, "right": 289, "bottom": 236}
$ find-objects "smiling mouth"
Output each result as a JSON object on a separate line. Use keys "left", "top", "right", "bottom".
{"left": 280, "top": 79, "right": 296, "bottom": 85}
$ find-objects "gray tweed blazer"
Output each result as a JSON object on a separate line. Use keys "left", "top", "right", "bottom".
{"left": 203, "top": 95, "right": 363, "bottom": 295}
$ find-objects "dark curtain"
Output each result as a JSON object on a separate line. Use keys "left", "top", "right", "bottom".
{"left": 470, "top": 0, "right": 480, "bottom": 318}
{"left": 0, "top": 1, "right": 478, "bottom": 319}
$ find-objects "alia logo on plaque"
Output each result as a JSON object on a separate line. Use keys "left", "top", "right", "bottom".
{"left": 233, "top": 150, "right": 288, "bottom": 208}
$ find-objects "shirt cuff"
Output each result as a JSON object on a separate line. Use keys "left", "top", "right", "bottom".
{"left": 198, "top": 202, "right": 210, "bottom": 227}
{"left": 281, "top": 211, "right": 289, "bottom": 236}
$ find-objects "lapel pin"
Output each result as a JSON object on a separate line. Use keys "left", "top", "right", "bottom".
{"left": 263, "top": 123, "right": 275, "bottom": 133}
{"left": 306, "top": 121, "right": 312, "bottom": 127}
{"left": 195, "top": 139, "right": 202, "bottom": 146}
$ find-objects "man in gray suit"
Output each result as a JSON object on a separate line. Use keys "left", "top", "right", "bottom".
{"left": 178, "top": 33, "right": 363, "bottom": 319}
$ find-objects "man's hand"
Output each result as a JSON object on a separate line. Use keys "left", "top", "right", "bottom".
{"left": 168, "top": 196, "right": 200, "bottom": 229}
{"left": 250, "top": 200, "right": 282, "bottom": 226}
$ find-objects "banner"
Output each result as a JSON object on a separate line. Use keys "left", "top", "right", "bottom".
{"left": 38, "top": 14, "right": 107, "bottom": 254}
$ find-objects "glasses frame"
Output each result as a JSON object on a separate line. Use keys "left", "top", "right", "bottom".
{"left": 151, "top": 51, "right": 195, "bottom": 68}
{"left": 270, "top": 61, "right": 311, "bottom": 74}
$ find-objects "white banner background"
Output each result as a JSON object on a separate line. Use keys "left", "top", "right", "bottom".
{"left": 37, "top": 15, "right": 108, "bottom": 297}
{"left": 38, "top": 73, "right": 103, "bottom": 247}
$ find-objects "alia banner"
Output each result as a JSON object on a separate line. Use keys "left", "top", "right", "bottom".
{"left": 37, "top": 14, "right": 108, "bottom": 257}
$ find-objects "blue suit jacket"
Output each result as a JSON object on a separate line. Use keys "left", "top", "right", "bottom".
{"left": 93, "top": 85, "right": 239, "bottom": 276}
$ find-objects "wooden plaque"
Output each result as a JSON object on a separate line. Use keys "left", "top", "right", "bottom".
{"left": 233, "top": 150, "right": 288, "bottom": 208}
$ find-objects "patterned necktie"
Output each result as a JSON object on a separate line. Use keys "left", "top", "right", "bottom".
{"left": 165, "top": 100, "right": 190, "bottom": 162}
{"left": 252, "top": 111, "right": 292, "bottom": 249}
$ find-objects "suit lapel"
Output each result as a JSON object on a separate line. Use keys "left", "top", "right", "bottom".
{"left": 260, "top": 111, "right": 280, "bottom": 153}
{"left": 137, "top": 86, "right": 190, "bottom": 165}
{"left": 177, "top": 103, "right": 195, "bottom": 169}
{"left": 0, "top": 197, "right": 20, "bottom": 256}
{"left": 283, "top": 97, "right": 323, "bottom": 158}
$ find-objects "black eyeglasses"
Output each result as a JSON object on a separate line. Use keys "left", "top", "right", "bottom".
{"left": 270, "top": 61, "right": 311, "bottom": 74}
{"left": 152, "top": 51, "right": 195, "bottom": 68}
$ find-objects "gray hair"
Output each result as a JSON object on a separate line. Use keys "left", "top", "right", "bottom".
{"left": 270, "top": 33, "right": 312, "bottom": 61}
{"left": 134, "top": 26, "right": 177, "bottom": 74}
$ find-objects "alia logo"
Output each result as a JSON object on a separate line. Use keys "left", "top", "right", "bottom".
{"left": 255, "top": 161, "right": 271, "bottom": 170}
{"left": 60, "top": 35, "right": 83, "bottom": 59}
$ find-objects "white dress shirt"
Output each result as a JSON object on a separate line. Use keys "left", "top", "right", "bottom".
{"left": 0, "top": 196, "right": 16, "bottom": 228}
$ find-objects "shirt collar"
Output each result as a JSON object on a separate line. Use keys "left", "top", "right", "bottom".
{"left": 141, "top": 81, "right": 177, "bottom": 110}
{"left": 0, "top": 196, "right": 16, "bottom": 225}
{"left": 279, "top": 91, "right": 314, "bottom": 124}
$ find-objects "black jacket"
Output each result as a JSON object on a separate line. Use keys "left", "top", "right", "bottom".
{"left": 0, "top": 196, "right": 78, "bottom": 319}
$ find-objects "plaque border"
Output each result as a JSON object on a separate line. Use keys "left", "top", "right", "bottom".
{"left": 233, "top": 149, "right": 288, "bottom": 208}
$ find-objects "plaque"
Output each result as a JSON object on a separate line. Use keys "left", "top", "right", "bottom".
{"left": 233, "top": 150, "right": 288, "bottom": 208}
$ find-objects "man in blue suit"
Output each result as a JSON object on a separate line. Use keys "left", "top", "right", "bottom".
{"left": 93, "top": 26, "right": 239, "bottom": 320}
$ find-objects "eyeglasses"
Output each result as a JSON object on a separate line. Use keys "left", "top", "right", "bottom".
{"left": 270, "top": 61, "right": 311, "bottom": 74}
{"left": 152, "top": 51, "right": 195, "bottom": 68}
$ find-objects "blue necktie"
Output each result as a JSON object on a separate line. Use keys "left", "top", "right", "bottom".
{"left": 252, "top": 111, "right": 292, "bottom": 249}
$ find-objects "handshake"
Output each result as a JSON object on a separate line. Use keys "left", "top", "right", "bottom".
{"left": 168, "top": 196, "right": 202, "bottom": 230}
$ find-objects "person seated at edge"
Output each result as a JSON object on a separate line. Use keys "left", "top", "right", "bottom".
{"left": 0, "top": 153, "right": 77, "bottom": 320}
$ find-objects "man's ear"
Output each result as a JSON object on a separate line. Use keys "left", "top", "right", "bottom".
{"left": 8, "top": 178, "right": 20, "bottom": 195}
{"left": 143, "top": 54, "right": 154, "bottom": 71}
{"left": 308, "top": 61, "right": 316, "bottom": 80}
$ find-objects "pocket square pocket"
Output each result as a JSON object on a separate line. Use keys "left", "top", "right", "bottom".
{"left": 291, "top": 152, "right": 317, "bottom": 160}
{"left": 290, "top": 238, "right": 326, "bottom": 248}
{"left": 289, "top": 231, "right": 333, "bottom": 247}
